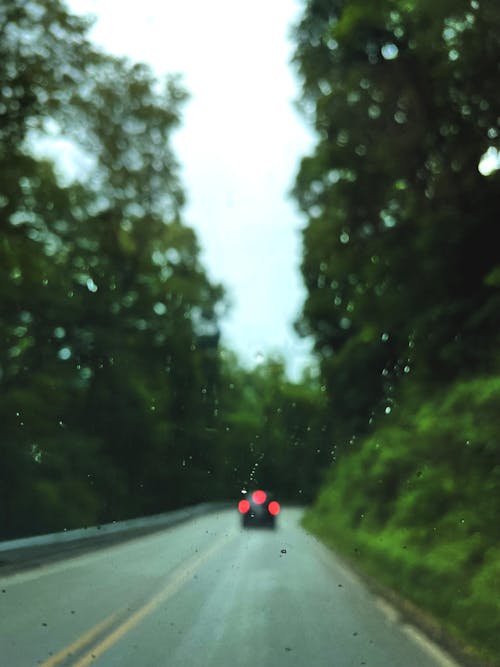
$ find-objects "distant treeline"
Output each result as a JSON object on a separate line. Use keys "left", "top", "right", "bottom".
{"left": 292, "top": 0, "right": 500, "bottom": 663}
{"left": 0, "top": 0, "right": 329, "bottom": 540}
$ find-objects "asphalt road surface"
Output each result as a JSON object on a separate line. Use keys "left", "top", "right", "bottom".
{"left": 0, "top": 508, "right": 459, "bottom": 667}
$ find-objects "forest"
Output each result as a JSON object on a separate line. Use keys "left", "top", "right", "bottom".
{"left": 1, "top": 0, "right": 499, "bottom": 663}
{"left": 0, "top": 0, "right": 329, "bottom": 539}
{"left": 293, "top": 0, "right": 500, "bottom": 663}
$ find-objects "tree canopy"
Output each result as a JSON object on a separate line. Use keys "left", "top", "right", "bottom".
{"left": 293, "top": 1, "right": 500, "bottom": 660}
{"left": 293, "top": 0, "right": 500, "bottom": 442}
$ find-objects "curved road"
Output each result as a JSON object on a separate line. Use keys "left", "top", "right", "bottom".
{"left": 0, "top": 508, "right": 459, "bottom": 667}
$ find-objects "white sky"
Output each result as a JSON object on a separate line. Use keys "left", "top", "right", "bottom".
{"left": 65, "top": 0, "right": 316, "bottom": 378}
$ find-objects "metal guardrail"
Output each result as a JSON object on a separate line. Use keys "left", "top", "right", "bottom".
{"left": 0, "top": 502, "right": 231, "bottom": 555}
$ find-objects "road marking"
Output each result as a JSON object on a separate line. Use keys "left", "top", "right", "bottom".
{"left": 39, "top": 533, "right": 232, "bottom": 667}
{"left": 374, "top": 597, "right": 400, "bottom": 624}
{"left": 37, "top": 610, "right": 123, "bottom": 667}
{"left": 402, "top": 624, "right": 461, "bottom": 667}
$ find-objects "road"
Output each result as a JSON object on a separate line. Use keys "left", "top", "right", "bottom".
{"left": 0, "top": 508, "right": 459, "bottom": 667}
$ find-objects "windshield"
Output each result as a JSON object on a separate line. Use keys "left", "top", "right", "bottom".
{"left": 1, "top": 1, "right": 499, "bottom": 666}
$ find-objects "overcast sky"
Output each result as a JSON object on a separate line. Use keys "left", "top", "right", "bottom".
{"left": 66, "top": 0, "right": 316, "bottom": 378}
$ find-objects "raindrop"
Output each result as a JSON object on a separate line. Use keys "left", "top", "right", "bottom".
{"left": 327, "top": 169, "right": 340, "bottom": 184}
{"left": 58, "top": 347, "right": 71, "bottom": 361}
{"left": 340, "top": 231, "right": 350, "bottom": 244}
{"left": 385, "top": 406, "right": 392, "bottom": 414}
{"left": 381, "top": 332, "right": 390, "bottom": 342}
{"left": 153, "top": 302, "right": 166, "bottom": 315}
{"left": 478, "top": 147, "right": 500, "bottom": 176}
{"left": 254, "top": 351, "right": 264, "bottom": 364}
{"left": 86, "top": 278, "right": 98, "bottom": 293}
{"left": 381, "top": 43, "right": 399, "bottom": 60}
{"left": 281, "top": 548, "right": 287, "bottom": 554}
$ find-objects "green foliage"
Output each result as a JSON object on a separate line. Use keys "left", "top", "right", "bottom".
{"left": 304, "top": 377, "right": 500, "bottom": 662}
{"left": 293, "top": 0, "right": 500, "bottom": 661}
{"left": 213, "top": 353, "right": 330, "bottom": 502}
{"left": 0, "top": 0, "right": 225, "bottom": 537}
{"left": 293, "top": 0, "right": 500, "bottom": 439}
{"left": 0, "top": 0, "right": 331, "bottom": 540}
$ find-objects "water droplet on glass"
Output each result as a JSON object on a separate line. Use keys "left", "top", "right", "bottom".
{"left": 381, "top": 43, "right": 399, "bottom": 60}
{"left": 153, "top": 302, "right": 166, "bottom": 315}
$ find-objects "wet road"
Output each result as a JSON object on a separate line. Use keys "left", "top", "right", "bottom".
{"left": 0, "top": 508, "right": 459, "bottom": 667}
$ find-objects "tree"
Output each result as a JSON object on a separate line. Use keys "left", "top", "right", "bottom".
{"left": 292, "top": 0, "right": 500, "bottom": 443}
{"left": 0, "top": 0, "right": 224, "bottom": 536}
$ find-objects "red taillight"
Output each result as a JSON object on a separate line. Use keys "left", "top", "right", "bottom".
{"left": 252, "top": 489, "right": 267, "bottom": 504}
{"left": 268, "top": 501, "right": 280, "bottom": 516}
{"left": 238, "top": 499, "right": 250, "bottom": 514}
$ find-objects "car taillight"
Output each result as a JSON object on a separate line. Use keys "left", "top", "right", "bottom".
{"left": 252, "top": 489, "right": 267, "bottom": 504}
{"left": 268, "top": 501, "right": 280, "bottom": 516}
{"left": 238, "top": 499, "right": 250, "bottom": 514}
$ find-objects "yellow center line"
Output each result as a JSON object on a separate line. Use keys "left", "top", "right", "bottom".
{"left": 40, "top": 533, "right": 232, "bottom": 667}
{"left": 38, "top": 610, "right": 123, "bottom": 667}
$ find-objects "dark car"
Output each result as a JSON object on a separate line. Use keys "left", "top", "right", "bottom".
{"left": 238, "top": 489, "right": 280, "bottom": 528}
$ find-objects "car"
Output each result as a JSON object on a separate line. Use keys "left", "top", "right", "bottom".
{"left": 238, "top": 489, "right": 280, "bottom": 529}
